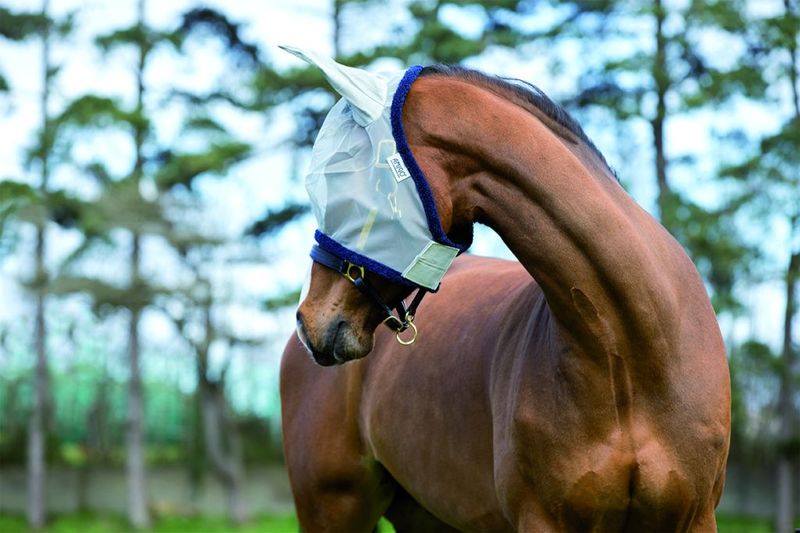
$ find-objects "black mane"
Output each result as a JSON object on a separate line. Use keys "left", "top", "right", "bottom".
{"left": 419, "top": 64, "right": 615, "bottom": 177}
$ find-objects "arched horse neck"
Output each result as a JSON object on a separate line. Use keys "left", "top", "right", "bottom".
{"left": 404, "top": 72, "right": 698, "bottom": 366}
{"left": 418, "top": 65, "right": 618, "bottom": 185}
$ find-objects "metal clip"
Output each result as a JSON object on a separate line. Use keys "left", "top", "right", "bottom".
{"left": 395, "top": 316, "right": 417, "bottom": 346}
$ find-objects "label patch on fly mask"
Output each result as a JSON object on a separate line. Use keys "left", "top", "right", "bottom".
{"left": 387, "top": 152, "right": 411, "bottom": 183}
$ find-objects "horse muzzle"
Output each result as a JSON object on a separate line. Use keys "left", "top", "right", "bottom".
{"left": 296, "top": 313, "right": 371, "bottom": 366}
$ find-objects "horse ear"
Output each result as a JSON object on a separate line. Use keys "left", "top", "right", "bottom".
{"left": 279, "top": 45, "right": 387, "bottom": 126}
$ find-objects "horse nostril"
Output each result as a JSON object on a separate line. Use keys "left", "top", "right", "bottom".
{"left": 296, "top": 316, "right": 311, "bottom": 352}
{"left": 295, "top": 317, "right": 339, "bottom": 367}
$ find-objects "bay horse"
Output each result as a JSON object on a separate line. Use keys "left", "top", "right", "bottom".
{"left": 281, "top": 58, "right": 730, "bottom": 532}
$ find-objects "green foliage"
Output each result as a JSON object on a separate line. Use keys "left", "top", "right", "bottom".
{"left": 154, "top": 142, "right": 251, "bottom": 191}
{"left": 747, "top": 119, "right": 800, "bottom": 209}
{"left": 246, "top": 204, "right": 307, "bottom": 237}
{"left": 728, "top": 338, "right": 800, "bottom": 462}
{"left": 661, "top": 191, "right": 755, "bottom": 314}
{"left": 0, "top": 181, "right": 84, "bottom": 260}
{"left": 0, "top": 375, "right": 60, "bottom": 466}
{"left": 239, "top": 416, "right": 283, "bottom": 464}
{"left": 757, "top": 8, "right": 800, "bottom": 51}
{"left": 570, "top": 0, "right": 765, "bottom": 116}
{"left": 45, "top": 276, "right": 167, "bottom": 313}
{"left": 685, "top": 0, "right": 748, "bottom": 32}
{"left": 95, "top": 25, "right": 151, "bottom": 54}
{"left": 0, "top": 7, "right": 48, "bottom": 41}
{"left": 392, "top": 19, "right": 486, "bottom": 63}
{"left": 735, "top": 339, "right": 781, "bottom": 379}
{"left": 0, "top": 359, "right": 205, "bottom": 465}
{"left": 44, "top": 190, "right": 86, "bottom": 229}
{"left": 175, "top": 8, "right": 260, "bottom": 67}
{"left": 262, "top": 289, "right": 302, "bottom": 312}
{"left": 0, "top": 179, "right": 39, "bottom": 229}
{"left": 79, "top": 179, "right": 170, "bottom": 235}
{"left": 54, "top": 95, "right": 143, "bottom": 131}
{"left": 181, "top": 115, "right": 226, "bottom": 135}
{"left": 251, "top": 63, "right": 335, "bottom": 111}
{"left": 22, "top": 95, "right": 144, "bottom": 171}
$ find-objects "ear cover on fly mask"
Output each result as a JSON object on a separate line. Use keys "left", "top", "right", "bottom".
{"left": 281, "top": 46, "right": 471, "bottom": 290}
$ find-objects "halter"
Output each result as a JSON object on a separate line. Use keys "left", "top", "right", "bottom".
{"left": 310, "top": 245, "right": 427, "bottom": 345}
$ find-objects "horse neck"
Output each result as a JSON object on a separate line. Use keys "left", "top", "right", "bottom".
{"left": 406, "top": 77, "right": 705, "bottom": 360}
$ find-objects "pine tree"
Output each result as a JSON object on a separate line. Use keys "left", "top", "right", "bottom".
{"left": 0, "top": 2, "right": 73, "bottom": 528}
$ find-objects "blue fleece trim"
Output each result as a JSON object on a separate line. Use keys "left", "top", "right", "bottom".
{"left": 315, "top": 231, "right": 417, "bottom": 288}
{"left": 390, "top": 65, "right": 473, "bottom": 253}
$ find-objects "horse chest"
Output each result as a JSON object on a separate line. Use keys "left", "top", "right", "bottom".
{"left": 496, "top": 374, "right": 704, "bottom": 531}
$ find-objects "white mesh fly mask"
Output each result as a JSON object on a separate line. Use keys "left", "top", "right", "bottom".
{"left": 283, "top": 47, "right": 470, "bottom": 292}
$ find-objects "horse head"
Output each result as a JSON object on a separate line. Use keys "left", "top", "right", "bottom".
{"left": 296, "top": 259, "right": 415, "bottom": 366}
{"left": 283, "top": 46, "right": 469, "bottom": 366}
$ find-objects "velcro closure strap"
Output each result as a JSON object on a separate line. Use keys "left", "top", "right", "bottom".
{"left": 402, "top": 241, "right": 459, "bottom": 290}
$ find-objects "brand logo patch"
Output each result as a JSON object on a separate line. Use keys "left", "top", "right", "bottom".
{"left": 387, "top": 153, "right": 411, "bottom": 182}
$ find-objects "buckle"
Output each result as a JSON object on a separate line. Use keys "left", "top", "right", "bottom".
{"left": 342, "top": 262, "right": 365, "bottom": 283}
{"left": 382, "top": 314, "right": 406, "bottom": 332}
{"left": 382, "top": 313, "right": 418, "bottom": 346}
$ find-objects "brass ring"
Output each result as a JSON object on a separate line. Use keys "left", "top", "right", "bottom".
{"left": 395, "top": 320, "right": 417, "bottom": 346}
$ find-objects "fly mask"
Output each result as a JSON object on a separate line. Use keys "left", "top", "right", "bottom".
{"left": 282, "top": 46, "right": 471, "bottom": 343}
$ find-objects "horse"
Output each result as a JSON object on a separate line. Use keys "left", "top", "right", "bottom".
{"left": 280, "top": 55, "right": 730, "bottom": 532}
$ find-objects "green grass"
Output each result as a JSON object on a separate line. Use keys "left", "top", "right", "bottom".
{"left": 0, "top": 513, "right": 778, "bottom": 532}
{"left": 0, "top": 513, "right": 300, "bottom": 533}
{"left": 716, "top": 514, "right": 775, "bottom": 533}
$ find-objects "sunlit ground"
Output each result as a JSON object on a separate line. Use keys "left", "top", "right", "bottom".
{"left": 0, "top": 513, "right": 776, "bottom": 532}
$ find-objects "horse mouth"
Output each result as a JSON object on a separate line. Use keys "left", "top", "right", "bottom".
{"left": 312, "top": 348, "right": 339, "bottom": 367}
{"left": 297, "top": 317, "right": 368, "bottom": 366}
{"left": 297, "top": 318, "right": 335, "bottom": 366}
{"left": 328, "top": 320, "right": 370, "bottom": 364}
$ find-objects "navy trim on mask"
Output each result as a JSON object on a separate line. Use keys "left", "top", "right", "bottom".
{"left": 390, "top": 65, "right": 473, "bottom": 253}
{"left": 315, "top": 230, "right": 418, "bottom": 288}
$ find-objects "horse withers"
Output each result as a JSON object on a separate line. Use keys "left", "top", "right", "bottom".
{"left": 281, "top": 50, "right": 730, "bottom": 532}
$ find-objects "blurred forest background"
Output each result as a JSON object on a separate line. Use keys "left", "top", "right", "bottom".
{"left": 0, "top": 0, "right": 798, "bottom": 531}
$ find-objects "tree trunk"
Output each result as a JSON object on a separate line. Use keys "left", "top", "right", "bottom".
{"left": 225, "top": 472, "right": 247, "bottom": 527}
{"left": 27, "top": 286, "right": 47, "bottom": 530}
{"left": 200, "top": 386, "right": 247, "bottom": 525}
{"left": 125, "top": 0, "right": 151, "bottom": 527}
{"left": 187, "top": 387, "right": 204, "bottom": 514}
{"left": 776, "top": 244, "right": 798, "bottom": 533}
{"left": 788, "top": 0, "right": 800, "bottom": 120}
{"left": 651, "top": 0, "right": 671, "bottom": 226}
{"left": 197, "top": 298, "right": 247, "bottom": 525}
{"left": 27, "top": 1, "right": 51, "bottom": 527}
{"left": 126, "top": 233, "right": 150, "bottom": 529}
{"left": 333, "top": 0, "right": 343, "bottom": 58}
